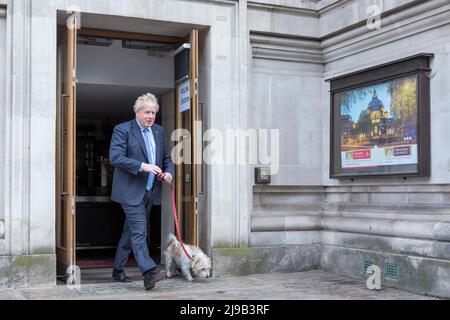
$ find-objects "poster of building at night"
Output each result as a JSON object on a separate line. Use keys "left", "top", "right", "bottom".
{"left": 336, "top": 74, "right": 418, "bottom": 172}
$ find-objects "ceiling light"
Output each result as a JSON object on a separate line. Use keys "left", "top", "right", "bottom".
{"left": 77, "top": 36, "right": 113, "bottom": 47}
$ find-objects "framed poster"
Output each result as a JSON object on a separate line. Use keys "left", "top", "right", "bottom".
{"left": 329, "top": 54, "right": 432, "bottom": 179}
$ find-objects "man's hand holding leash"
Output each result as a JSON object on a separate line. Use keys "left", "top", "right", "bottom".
{"left": 141, "top": 164, "right": 172, "bottom": 184}
{"left": 158, "top": 172, "right": 173, "bottom": 184}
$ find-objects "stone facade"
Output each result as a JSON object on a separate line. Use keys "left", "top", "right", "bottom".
{"left": 0, "top": 0, "right": 449, "bottom": 298}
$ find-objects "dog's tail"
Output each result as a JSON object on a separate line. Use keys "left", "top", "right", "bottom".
{"left": 166, "top": 233, "right": 179, "bottom": 247}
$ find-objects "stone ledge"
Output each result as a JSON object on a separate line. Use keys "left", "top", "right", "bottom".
{"left": 248, "top": 1, "right": 319, "bottom": 16}
{"left": 251, "top": 215, "right": 322, "bottom": 232}
{"left": 0, "top": 254, "right": 56, "bottom": 289}
{"left": 212, "top": 244, "right": 321, "bottom": 276}
{"left": 322, "top": 231, "right": 450, "bottom": 261}
{"left": 322, "top": 245, "right": 450, "bottom": 298}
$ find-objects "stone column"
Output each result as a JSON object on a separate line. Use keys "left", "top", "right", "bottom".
{"left": 0, "top": 0, "right": 56, "bottom": 289}
{"left": 208, "top": 0, "right": 251, "bottom": 249}
{"left": 236, "top": 0, "right": 250, "bottom": 248}
{"left": 9, "top": 0, "right": 31, "bottom": 257}
{"left": 0, "top": 5, "right": 6, "bottom": 252}
{"left": 29, "top": 0, "right": 57, "bottom": 256}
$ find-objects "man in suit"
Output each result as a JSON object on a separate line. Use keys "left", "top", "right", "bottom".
{"left": 109, "top": 93, "right": 174, "bottom": 290}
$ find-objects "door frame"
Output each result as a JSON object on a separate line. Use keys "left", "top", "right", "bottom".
{"left": 55, "top": 18, "right": 77, "bottom": 278}
{"left": 55, "top": 24, "right": 200, "bottom": 273}
{"left": 78, "top": 27, "right": 182, "bottom": 44}
{"left": 174, "top": 30, "right": 200, "bottom": 246}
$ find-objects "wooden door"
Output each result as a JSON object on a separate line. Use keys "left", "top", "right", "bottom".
{"left": 175, "top": 30, "right": 199, "bottom": 245}
{"left": 56, "top": 18, "right": 77, "bottom": 278}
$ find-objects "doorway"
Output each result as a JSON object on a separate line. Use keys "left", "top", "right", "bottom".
{"left": 55, "top": 13, "right": 202, "bottom": 282}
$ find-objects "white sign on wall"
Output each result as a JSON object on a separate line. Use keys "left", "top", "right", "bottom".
{"left": 178, "top": 79, "right": 190, "bottom": 113}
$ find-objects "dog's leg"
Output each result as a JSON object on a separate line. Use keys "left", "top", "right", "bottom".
{"left": 164, "top": 252, "right": 174, "bottom": 278}
{"left": 181, "top": 265, "right": 194, "bottom": 282}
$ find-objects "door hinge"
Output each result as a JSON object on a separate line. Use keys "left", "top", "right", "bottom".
{"left": 71, "top": 195, "right": 75, "bottom": 216}
{"left": 72, "top": 68, "right": 77, "bottom": 86}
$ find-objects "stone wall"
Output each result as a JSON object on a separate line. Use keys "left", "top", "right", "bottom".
{"left": 0, "top": 6, "right": 6, "bottom": 242}
{"left": 322, "top": 185, "right": 450, "bottom": 297}
{"left": 249, "top": 33, "right": 324, "bottom": 185}
{"left": 0, "top": 0, "right": 57, "bottom": 288}
{"left": 319, "top": 0, "right": 450, "bottom": 298}
{"left": 214, "top": 0, "right": 450, "bottom": 298}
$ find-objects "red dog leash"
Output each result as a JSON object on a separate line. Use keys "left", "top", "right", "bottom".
{"left": 157, "top": 173, "right": 192, "bottom": 260}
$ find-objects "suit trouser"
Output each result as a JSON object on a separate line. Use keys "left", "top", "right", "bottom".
{"left": 113, "top": 189, "right": 156, "bottom": 275}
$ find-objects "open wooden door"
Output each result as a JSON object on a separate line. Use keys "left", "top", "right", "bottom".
{"left": 56, "top": 17, "right": 77, "bottom": 279}
{"left": 175, "top": 30, "right": 199, "bottom": 246}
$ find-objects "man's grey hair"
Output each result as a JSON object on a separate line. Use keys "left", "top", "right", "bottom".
{"left": 133, "top": 93, "right": 160, "bottom": 113}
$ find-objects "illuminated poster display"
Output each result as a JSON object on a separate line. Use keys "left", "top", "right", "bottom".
{"left": 329, "top": 55, "right": 431, "bottom": 178}
{"left": 338, "top": 75, "right": 418, "bottom": 170}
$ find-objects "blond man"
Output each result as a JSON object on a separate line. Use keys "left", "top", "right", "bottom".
{"left": 109, "top": 93, "right": 174, "bottom": 290}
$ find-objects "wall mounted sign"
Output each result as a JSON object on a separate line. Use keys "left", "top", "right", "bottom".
{"left": 329, "top": 54, "right": 432, "bottom": 179}
{"left": 178, "top": 78, "right": 190, "bottom": 113}
{"left": 174, "top": 43, "right": 190, "bottom": 83}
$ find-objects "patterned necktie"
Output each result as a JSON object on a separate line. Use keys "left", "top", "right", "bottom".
{"left": 143, "top": 128, "right": 155, "bottom": 191}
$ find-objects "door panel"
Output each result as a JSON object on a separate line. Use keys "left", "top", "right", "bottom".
{"left": 56, "top": 19, "right": 77, "bottom": 277}
{"left": 175, "top": 30, "right": 199, "bottom": 246}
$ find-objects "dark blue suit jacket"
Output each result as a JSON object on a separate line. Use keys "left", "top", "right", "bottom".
{"left": 109, "top": 120, "right": 175, "bottom": 206}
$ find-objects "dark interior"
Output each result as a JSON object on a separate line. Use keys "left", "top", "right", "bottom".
{"left": 75, "top": 97, "right": 163, "bottom": 269}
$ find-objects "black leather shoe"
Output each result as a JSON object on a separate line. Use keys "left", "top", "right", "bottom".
{"left": 144, "top": 266, "right": 166, "bottom": 290}
{"left": 112, "top": 268, "right": 132, "bottom": 283}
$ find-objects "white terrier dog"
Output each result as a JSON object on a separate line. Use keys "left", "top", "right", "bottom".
{"left": 164, "top": 233, "right": 211, "bottom": 281}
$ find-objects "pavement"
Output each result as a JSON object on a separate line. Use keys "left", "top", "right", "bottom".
{"left": 0, "top": 269, "right": 439, "bottom": 300}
